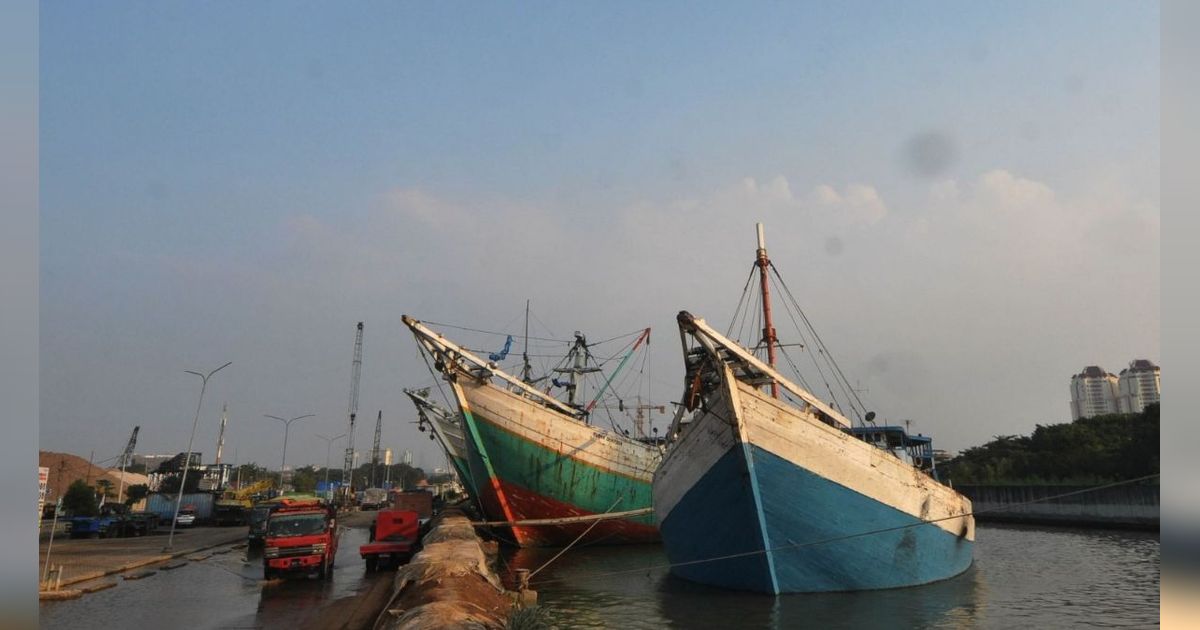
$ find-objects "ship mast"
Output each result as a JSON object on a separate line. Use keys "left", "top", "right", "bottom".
{"left": 755, "top": 223, "right": 779, "bottom": 398}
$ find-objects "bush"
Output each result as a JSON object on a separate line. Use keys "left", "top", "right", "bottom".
{"left": 62, "top": 479, "right": 98, "bottom": 516}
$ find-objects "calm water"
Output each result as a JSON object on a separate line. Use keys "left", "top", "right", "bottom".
{"left": 501, "top": 524, "right": 1160, "bottom": 629}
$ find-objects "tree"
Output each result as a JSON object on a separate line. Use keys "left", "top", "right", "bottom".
{"left": 291, "top": 466, "right": 318, "bottom": 494}
{"left": 157, "top": 472, "right": 201, "bottom": 494}
{"left": 95, "top": 478, "right": 114, "bottom": 499}
{"left": 124, "top": 483, "right": 149, "bottom": 506}
{"left": 234, "top": 462, "right": 270, "bottom": 487}
{"left": 62, "top": 479, "right": 99, "bottom": 516}
{"left": 944, "top": 404, "right": 1160, "bottom": 485}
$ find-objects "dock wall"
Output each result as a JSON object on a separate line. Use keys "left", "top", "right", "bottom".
{"left": 956, "top": 484, "right": 1159, "bottom": 530}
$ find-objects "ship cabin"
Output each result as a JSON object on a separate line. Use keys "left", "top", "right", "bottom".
{"left": 848, "top": 426, "right": 940, "bottom": 481}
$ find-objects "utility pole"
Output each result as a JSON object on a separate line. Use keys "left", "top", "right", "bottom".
{"left": 165, "top": 360, "right": 231, "bottom": 552}
{"left": 265, "top": 414, "right": 314, "bottom": 491}
{"left": 316, "top": 433, "right": 345, "bottom": 500}
{"left": 341, "top": 322, "right": 364, "bottom": 504}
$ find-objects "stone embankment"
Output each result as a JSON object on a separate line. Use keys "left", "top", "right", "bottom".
{"left": 374, "top": 510, "right": 517, "bottom": 629}
{"left": 958, "top": 483, "right": 1159, "bottom": 530}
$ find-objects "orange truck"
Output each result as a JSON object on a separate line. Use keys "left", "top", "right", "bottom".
{"left": 262, "top": 497, "right": 339, "bottom": 580}
{"left": 359, "top": 510, "right": 420, "bottom": 570}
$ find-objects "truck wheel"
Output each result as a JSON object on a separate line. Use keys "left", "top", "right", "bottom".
{"left": 365, "top": 556, "right": 377, "bottom": 572}
{"left": 318, "top": 556, "right": 330, "bottom": 579}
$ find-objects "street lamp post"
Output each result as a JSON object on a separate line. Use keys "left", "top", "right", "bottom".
{"left": 165, "top": 361, "right": 231, "bottom": 552}
{"left": 315, "top": 433, "right": 346, "bottom": 500}
{"left": 265, "top": 413, "right": 314, "bottom": 490}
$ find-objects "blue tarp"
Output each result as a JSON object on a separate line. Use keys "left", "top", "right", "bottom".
{"left": 489, "top": 335, "right": 514, "bottom": 361}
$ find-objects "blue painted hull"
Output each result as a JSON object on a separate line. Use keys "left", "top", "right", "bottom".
{"left": 660, "top": 444, "right": 974, "bottom": 593}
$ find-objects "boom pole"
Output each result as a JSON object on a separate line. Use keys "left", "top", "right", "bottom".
{"left": 755, "top": 223, "right": 779, "bottom": 398}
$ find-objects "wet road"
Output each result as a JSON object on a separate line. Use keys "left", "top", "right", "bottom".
{"left": 40, "top": 513, "right": 391, "bottom": 630}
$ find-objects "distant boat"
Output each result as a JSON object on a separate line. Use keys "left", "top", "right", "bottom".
{"left": 653, "top": 224, "right": 974, "bottom": 593}
{"left": 405, "top": 387, "right": 477, "bottom": 500}
{"left": 404, "top": 315, "right": 661, "bottom": 547}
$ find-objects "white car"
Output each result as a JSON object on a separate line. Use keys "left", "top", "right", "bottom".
{"left": 176, "top": 508, "right": 197, "bottom": 527}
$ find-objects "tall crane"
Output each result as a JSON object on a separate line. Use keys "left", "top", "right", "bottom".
{"left": 116, "top": 426, "right": 139, "bottom": 505}
{"left": 214, "top": 403, "right": 229, "bottom": 490}
{"left": 341, "top": 322, "right": 364, "bottom": 503}
{"left": 369, "top": 410, "right": 383, "bottom": 487}
{"left": 214, "top": 403, "right": 228, "bottom": 467}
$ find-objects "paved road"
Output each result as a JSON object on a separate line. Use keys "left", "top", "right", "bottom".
{"left": 39, "top": 511, "right": 391, "bottom": 630}
{"left": 40, "top": 524, "right": 246, "bottom": 584}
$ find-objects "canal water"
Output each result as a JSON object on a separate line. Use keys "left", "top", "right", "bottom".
{"left": 501, "top": 524, "right": 1159, "bottom": 629}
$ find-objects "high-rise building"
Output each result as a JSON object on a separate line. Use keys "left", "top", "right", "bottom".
{"left": 1070, "top": 366, "right": 1119, "bottom": 420}
{"left": 1117, "top": 359, "right": 1161, "bottom": 414}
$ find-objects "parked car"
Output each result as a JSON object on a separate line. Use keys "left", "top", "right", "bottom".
{"left": 176, "top": 507, "right": 197, "bottom": 527}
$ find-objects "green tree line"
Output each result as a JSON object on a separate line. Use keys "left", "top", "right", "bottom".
{"left": 944, "top": 403, "right": 1158, "bottom": 485}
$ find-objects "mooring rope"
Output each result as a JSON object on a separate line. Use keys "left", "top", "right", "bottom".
{"left": 472, "top": 507, "right": 653, "bottom": 528}
{"left": 524, "top": 495, "right": 627, "bottom": 580}
{"left": 525, "top": 473, "right": 1160, "bottom": 586}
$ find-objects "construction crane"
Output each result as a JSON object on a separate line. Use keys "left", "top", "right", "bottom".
{"left": 370, "top": 410, "right": 382, "bottom": 488}
{"left": 341, "top": 322, "right": 364, "bottom": 504}
{"left": 116, "top": 426, "right": 139, "bottom": 505}
{"left": 214, "top": 403, "right": 228, "bottom": 467}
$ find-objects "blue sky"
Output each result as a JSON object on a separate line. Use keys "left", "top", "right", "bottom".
{"left": 40, "top": 2, "right": 1159, "bottom": 470}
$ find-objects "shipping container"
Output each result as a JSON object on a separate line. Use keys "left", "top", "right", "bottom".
{"left": 145, "top": 492, "right": 215, "bottom": 521}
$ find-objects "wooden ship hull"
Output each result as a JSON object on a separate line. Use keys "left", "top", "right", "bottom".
{"left": 404, "top": 316, "right": 661, "bottom": 547}
{"left": 405, "top": 388, "right": 476, "bottom": 499}
{"left": 653, "top": 336, "right": 974, "bottom": 592}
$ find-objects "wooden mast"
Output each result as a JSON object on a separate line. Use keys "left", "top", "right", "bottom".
{"left": 755, "top": 223, "right": 779, "bottom": 398}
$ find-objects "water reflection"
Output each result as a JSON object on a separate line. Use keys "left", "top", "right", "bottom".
{"left": 503, "top": 525, "right": 1157, "bottom": 629}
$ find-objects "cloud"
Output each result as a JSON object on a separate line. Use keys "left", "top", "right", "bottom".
{"left": 737, "top": 176, "right": 889, "bottom": 226}
{"left": 807, "top": 183, "right": 888, "bottom": 225}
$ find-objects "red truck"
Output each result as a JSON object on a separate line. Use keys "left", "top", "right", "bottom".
{"left": 262, "top": 497, "right": 339, "bottom": 580}
{"left": 359, "top": 510, "right": 420, "bottom": 571}
{"left": 388, "top": 490, "right": 434, "bottom": 529}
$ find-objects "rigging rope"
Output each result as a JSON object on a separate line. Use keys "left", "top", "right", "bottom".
{"left": 771, "top": 263, "right": 870, "bottom": 421}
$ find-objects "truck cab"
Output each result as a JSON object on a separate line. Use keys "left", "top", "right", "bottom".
{"left": 247, "top": 498, "right": 281, "bottom": 546}
{"left": 262, "top": 497, "right": 339, "bottom": 579}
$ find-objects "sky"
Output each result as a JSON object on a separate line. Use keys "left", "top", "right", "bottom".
{"left": 39, "top": 2, "right": 1159, "bottom": 472}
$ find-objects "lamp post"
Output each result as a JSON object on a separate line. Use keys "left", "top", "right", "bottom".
{"left": 265, "top": 413, "right": 314, "bottom": 490}
{"left": 165, "top": 361, "right": 231, "bottom": 552}
{"left": 315, "top": 433, "right": 345, "bottom": 500}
